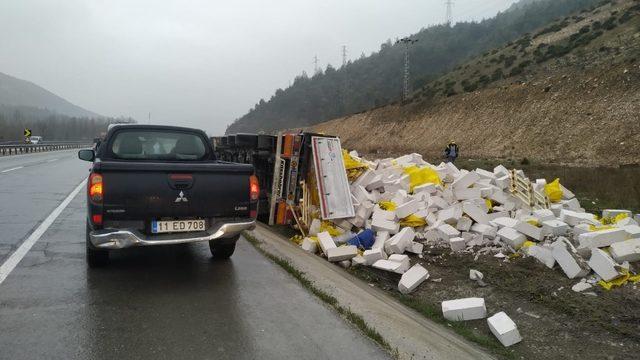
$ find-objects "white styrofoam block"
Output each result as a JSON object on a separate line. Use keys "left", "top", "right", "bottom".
{"left": 513, "top": 221, "right": 546, "bottom": 241}
{"left": 438, "top": 205, "right": 463, "bottom": 225}
{"left": 475, "top": 168, "right": 496, "bottom": 180}
{"left": 532, "top": 209, "right": 555, "bottom": 222}
{"left": 454, "top": 188, "right": 482, "bottom": 201}
{"left": 497, "top": 227, "right": 526, "bottom": 249}
{"left": 469, "top": 269, "right": 484, "bottom": 281}
{"left": 551, "top": 239, "right": 590, "bottom": 279}
{"left": 610, "top": 239, "right": 640, "bottom": 262}
{"left": 429, "top": 196, "right": 449, "bottom": 210}
{"left": 363, "top": 247, "right": 387, "bottom": 265}
{"left": 588, "top": 248, "right": 622, "bottom": 281}
{"left": 442, "top": 298, "right": 487, "bottom": 321}
{"left": 494, "top": 175, "right": 510, "bottom": 189}
{"left": 398, "top": 264, "right": 430, "bottom": 294}
{"left": 372, "top": 231, "right": 390, "bottom": 250}
{"left": 414, "top": 183, "right": 438, "bottom": 194}
{"left": 353, "top": 185, "right": 375, "bottom": 204}
{"left": 352, "top": 169, "right": 375, "bottom": 188}
{"left": 407, "top": 241, "right": 424, "bottom": 254}
{"left": 351, "top": 255, "right": 366, "bottom": 266}
{"left": 396, "top": 199, "right": 420, "bottom": 219}
{"left": 615, "top": 217, "right": 639, "bottom": 228}
{"left": 437, "top": 224, "right": 461, "bottom": 240}
{"left": 317, "top": 232, "right": 337, "bottom": 254}
{"left": 577, "top": 228, "right": 627, "bottom": 250}
{"left": 309, "top": 219, "right": 322, "bottom": 236}
{"left": 371, "top": 217, "right": 400, "bottom": 234}
{"left": 491, "top": 217, "right": 519, "bottom": 229}
{"left": 326, "top": 245, "right": 358, "bottom": 262}
{"left": 463, "top": 202, "right": 490, "bottom": 225}
{"left": 384, "top": 227, "right": 415, "bottom": 254}
{"left": 470, "top": 223, "right": 497, "bottom": 239}
{"left": 388, "top": 254, "right": 410, "bottom": 273}
{"left": 449, "top": 237, "right": 467, "bottom": 252}
{"left": 356, "top": 201, "right": 375, "bottom": 221}
{"left": 372, "top": 206, "right": 396, "bottom": 221}
{"left": 456, "top": 217, "right": 473, "bottom": 232}
{"left": 372, "top": 259, "right": 402, "bottom": 273}
{"left": 452, "top": 171, "right": 480, "bottom": 190}
{"left": 493, "top": 165, "right": 509, "bottom": 177}
{"left": 487, "top": 312, "right": 522, "bottom": 347}
{"left": 526, "top": 245, "right": 555, "bottom": 269}
{"left": 561, "top": 198, "right": 583, "bottom": 211}
{"left": 623, "top": 225, "right": 640, "bottom": 239}
{"left": 602, "top": 209, "right": 632, "bottom": 219}
{"left": 636, "top": 214, "right": 640, "bottom": 223}
{"left": 365, "top": 175, "right": 385, "bottom": 191}
{"left": 560, "top": 209, "right": 597, "bottom": 226}
{"left": 573, "top": 223, "right": 592, "bottom": 236}
{"left": 542, "top": 220, "right": 569, "bottom": 236}
{"left": 301, "top": 237, "right": 318, "bottom": 253}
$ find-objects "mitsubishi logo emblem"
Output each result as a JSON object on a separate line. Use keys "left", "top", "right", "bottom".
{"left": 175, "top": 191, "right": 188, "bottom": 203}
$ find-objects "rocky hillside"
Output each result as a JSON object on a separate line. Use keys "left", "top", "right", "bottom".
{"left": 312, "top": 0, "right": 640, "bottom": 166}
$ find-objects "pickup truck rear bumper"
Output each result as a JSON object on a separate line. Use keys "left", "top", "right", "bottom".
{"left": 89, "top": 220, "right": 256, "bottom": 250}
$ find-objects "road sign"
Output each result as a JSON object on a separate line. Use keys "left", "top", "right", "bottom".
{"left": 24, "top": 128, "right": 32, "bottom": 137}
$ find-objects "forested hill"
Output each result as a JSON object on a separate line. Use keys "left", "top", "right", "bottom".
{"left": 226, "top": 0, "right": 601, "bottom": 134}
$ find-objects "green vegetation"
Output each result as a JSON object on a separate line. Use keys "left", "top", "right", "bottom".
{"left": 226, "top": 0, "right": 602, "bottom": 134}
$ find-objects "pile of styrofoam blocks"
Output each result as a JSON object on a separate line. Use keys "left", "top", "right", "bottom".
{"left": 299, "top": 151, "right": 640, "bottom": 296}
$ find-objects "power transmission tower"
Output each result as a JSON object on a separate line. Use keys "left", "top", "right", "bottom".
{"left": 445, "top": 0, "right": 454, "bottom": 26}
{"left": 396, "top": 37, "right": 418, "bottom": 101}
{"left": 313, "top": 55, "right": 319, "bottom": 74}
{"left": 342, "top": 45, "right": 347, "bottom": 67}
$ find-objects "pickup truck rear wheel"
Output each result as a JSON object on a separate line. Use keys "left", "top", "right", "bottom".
{"left": 209, "top": 239, "right": 238, "bottom": 259}
{"left": 86, "top": 222, "right": 109, "bottom": 267}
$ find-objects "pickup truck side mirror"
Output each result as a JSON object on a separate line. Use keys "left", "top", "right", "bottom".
{"left": 78, "top": 149, "right": 95, "bottom": 162}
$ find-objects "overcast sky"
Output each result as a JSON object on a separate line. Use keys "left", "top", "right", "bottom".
{"left": 0, "top": 0, "right": 516, "bottom": 135}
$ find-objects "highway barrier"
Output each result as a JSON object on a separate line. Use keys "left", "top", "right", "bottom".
{"left": 0, "top": 142, "right": 91, "bottom": 156}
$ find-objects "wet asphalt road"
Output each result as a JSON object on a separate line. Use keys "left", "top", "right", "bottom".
{"left": 0, "top": 151, "right": 389, "bottom": 360}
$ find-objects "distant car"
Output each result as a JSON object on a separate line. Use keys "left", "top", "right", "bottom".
{"left": 29, "top": 136, "right": 42, "bottom": 144}
{"left": 78, "top": 124, "right": 259, "bottom": 267}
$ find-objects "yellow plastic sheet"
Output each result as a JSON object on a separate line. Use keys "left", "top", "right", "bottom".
{"left": 521, "top": 241, "right": 536, "bottom": 248}
{"left": 598, "top": 269, "right": 638, "bottom": 290}
{"left": 320, "top": 221, "right": 342, "bottom": 237}
{"left": 378, "top": 201, "right": 397, "bottom": 211}
{"left": 400, "top": 214, "right": 427, "bottom": 228}
{"left": 403, "top": 166, "right": 442, "bottom": 192}
{"left": 485, "top": 199, "right": 493, "bottom": 212}
{"left": 526, "top": 219, "right": 540, "bottom": 227}
{"left": 588, "top": 224, "right": 616, "bottom": 232}
{"left": 342, "top": 150, "right": 369, "bottom": 182}
{"left": 544, "top": 178, "right": 563, "bottom": 203}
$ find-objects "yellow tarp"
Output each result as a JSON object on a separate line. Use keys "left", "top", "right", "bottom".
{"left": 343, "top": 150, "right": 369, "bottom": 182}
{"left": 320, "top": 221, "right": 342, "bottom": 237}
{"left": 378, "top": 201, "right": 397, "bottom": 211}
{"left": 598, "top": 269, "right": 640, "bottom": 290}
{"left": 400, "top": 214, "right": 427, "bottom": 228}
{"left": 544, "top": 178, "right": 563, "bottom": 203}
{"left": 403, "top": 166, "right": 442, "bottom": 192}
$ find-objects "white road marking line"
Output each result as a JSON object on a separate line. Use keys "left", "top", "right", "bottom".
{"left": 1, "top": 166, "right": 23, "bottom": 173}
{"left": 47, "top": 158, "right": 58, "bottom": 163}
{"left": 0, "top": 179, "right": 87, "bottom": 286}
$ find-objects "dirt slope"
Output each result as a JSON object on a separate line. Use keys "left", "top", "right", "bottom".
{"left": 312, "top": 0, "right": 640, "bottom": 166}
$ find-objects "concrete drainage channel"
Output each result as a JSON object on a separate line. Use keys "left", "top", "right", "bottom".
{"left": 244, "top": 224, "right": 495, "bottom": 360}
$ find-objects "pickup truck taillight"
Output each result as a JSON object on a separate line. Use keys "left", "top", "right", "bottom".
{"left": 249, "top": 175, "right": 259, "bottom": 201}
{"left": 249, "top": 175, "right": 259, "bottom": 219}
{"left": 89, "top": 173, "right": 103, "bottom": 202}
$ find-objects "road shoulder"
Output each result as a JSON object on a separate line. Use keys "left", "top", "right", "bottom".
{"left": 247, "top": 223, "right": 495, "bottom": 360}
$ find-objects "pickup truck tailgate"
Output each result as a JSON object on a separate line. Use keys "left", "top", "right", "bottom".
{"left": 96, "top": 161, "right": 253, "bottom": 220}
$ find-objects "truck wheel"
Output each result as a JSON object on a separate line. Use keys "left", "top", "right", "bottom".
{"left": 209, "top": 239, "right": 238, "bottom": 259}
{"left": 86, "top": 222, "right": 109, "bottom": 267}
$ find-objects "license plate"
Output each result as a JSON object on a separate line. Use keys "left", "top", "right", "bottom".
{"left": 151, "top": 219, "right": 206, "bottom": 234}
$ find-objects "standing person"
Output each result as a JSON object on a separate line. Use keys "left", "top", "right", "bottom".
{"left": 444, "top": 141, "right": 459, "bottom": 163}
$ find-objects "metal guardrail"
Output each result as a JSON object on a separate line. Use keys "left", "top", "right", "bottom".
{"left": 0, "top": 142, "right": 91, "bottom": 156}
